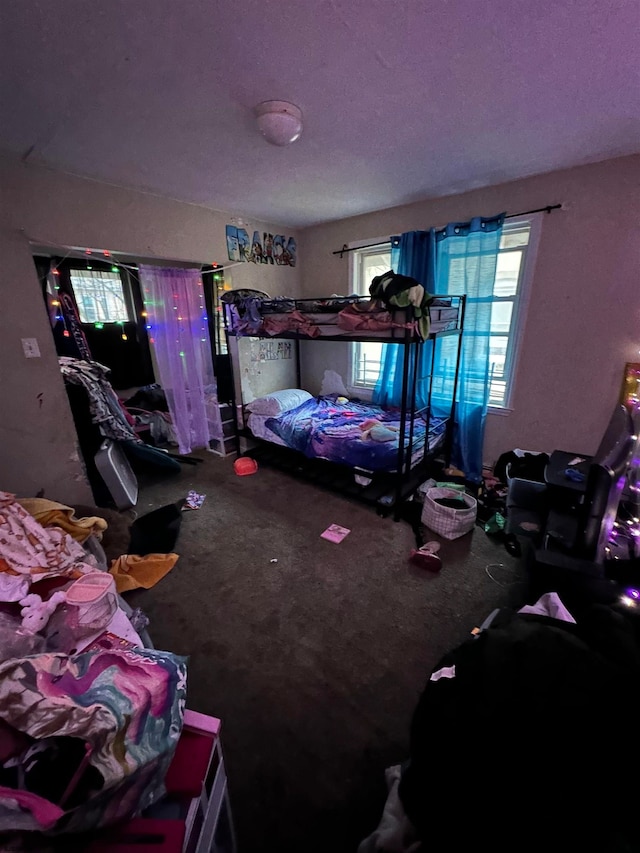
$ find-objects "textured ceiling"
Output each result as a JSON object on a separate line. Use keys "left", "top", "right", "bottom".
{"left": 1, "top": 0, "right": 639, "bottom": 227}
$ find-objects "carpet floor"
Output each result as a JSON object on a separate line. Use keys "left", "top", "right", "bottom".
{"left": 126, "top": 454, "right": 526, "bottom": 853}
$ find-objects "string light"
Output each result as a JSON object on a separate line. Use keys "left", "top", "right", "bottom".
{"left": 52, "top": 269, "right": 60, "bottom": 276}
{"left": 111, "top": 265, "right": 119, "bottom": 273}
{"left": 95, "top": 322, "right": 104, "bottom": 330}
{"left": 146, "top": 324, "right": 152, "bottom": 330}
{"left": 121, "top": 333, "right": 128, "bottom": 341}
{"left": 141, "top": 311, "right": 148, "bottom": 318}
{"left": 63, "top": 330, "right": 70, "bottom": 337}
{"left": 51, "top": 300, "right": 60, "bottom": 307}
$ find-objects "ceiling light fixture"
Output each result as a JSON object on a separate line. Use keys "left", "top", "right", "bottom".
{"left": 254, "top": 100, "right": 303, "bottom": 146}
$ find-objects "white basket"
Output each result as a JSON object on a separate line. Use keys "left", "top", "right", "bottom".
{"left": 421, "top": 487, "right": 477, "bottom": 540}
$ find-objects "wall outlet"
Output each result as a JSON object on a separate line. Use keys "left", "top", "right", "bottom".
{"left": 21, "top": 338, "right": 41, "bottom": 358}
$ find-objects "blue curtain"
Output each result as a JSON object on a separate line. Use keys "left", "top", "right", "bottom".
{"left": 372, "top": 214, "right": 505, "bottom": 482}
{"left": 372, "top": 230, "right": 436, "bottom": 410}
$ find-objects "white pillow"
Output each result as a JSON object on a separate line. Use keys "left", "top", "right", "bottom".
{"left": 246, "top": 389, "right": 313, "bottom": 416}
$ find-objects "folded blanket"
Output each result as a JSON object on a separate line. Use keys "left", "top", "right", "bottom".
{"left": 17, "top": 498, "right": 107, "bottom": 543}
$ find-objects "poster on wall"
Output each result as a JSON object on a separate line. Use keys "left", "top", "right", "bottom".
{"left": 225, "top": 226, "right": 239, "bottom": 262}
{"left": 236, "top": 228, "right": 250, "bottom": 262}
{"left": 251, "top": 340, "right": 293, "bottom": 362}
{"left": 226, "top": 224, "right": 297, "bottom": 266}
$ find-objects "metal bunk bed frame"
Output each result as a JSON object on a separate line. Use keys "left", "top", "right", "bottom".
{"left": 222, "top": 294, "right": 466, "bottom": 519}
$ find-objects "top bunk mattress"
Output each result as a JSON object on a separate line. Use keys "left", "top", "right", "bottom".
{"left": 223, "top": 295, "right": 461, "bottom": 341}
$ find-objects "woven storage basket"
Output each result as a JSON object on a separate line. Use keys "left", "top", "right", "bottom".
{"left": 421, "top": 487, "right": 477, "bottom": 540}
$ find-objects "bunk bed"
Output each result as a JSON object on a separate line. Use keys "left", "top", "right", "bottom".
{"left": 222, "top": 291, "right": 466, "bottom": 518}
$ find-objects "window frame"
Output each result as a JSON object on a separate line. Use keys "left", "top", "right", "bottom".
{"left": 68, "top": 262, "right": 135, "bottom": 325}
{"left": 347, "top": 214, "right": 542, "bottom": 410}
{"left": 347, "top": 238, "right": 390, "bottom": 399}
{"left": 489, "top": 213, "right": 541, "bottom": 413}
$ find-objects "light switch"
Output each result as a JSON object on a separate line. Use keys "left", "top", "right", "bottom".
{"left": 22, "top": 338, "right": 41, "bottom": 358}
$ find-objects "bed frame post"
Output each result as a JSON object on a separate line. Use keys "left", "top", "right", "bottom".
{"left": 405, "top": 341, "right": 421, "bottom": 481}
{"left": 394, "top": 324, "right": 413, "bottom": 518}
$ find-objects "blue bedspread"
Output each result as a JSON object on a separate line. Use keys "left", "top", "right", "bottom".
{"left": 265, "top": 395, "right": 446, "bottom": 471}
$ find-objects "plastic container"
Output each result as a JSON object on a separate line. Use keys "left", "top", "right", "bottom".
{"left": 66, "top": 572, "right": 117, "bottom": 633}
{"left": 94, "top": 439, "right": 138, "bottom": 509}
{"left": 234, "top": 456, "right": 258, "bottom": 476}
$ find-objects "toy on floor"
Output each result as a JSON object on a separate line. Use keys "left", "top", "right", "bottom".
{"left": 409, "top": 541, "right": 442, "bottom": 572}
{"left": 19, "top": 591, "right": 67, "bottom": 634}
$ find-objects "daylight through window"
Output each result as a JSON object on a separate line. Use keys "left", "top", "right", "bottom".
{"left": 70, "top": 269, "right": 131, "bottom": 324}
{"left": 350, "top": 221, "right": 534, "bottom": 408}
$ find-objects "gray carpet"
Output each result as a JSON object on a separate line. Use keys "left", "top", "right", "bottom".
{"left": 126, "top": 454, "right": 526, "bottom": 853}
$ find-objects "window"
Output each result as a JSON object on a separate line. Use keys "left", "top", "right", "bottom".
{"left": 69, "top": 268, "right": 131, "bottom": 324}
{"left": 349, "top": 219, "right": 538, "bottom": 408}
{"left": 212, "top": 268, "right": 228, "bottom": 355}
{"left": 350, "top": 243, "right": 389, "bottom": 390}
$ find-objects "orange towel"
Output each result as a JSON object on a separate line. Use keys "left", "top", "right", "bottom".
{"left": 109, "top": 553, "right": 179, "bottom": 593}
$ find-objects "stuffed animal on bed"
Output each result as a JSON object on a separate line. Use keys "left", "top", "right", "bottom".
{"left": 19, "top": 591, "right": 66, "bottom": 635}
{"left": 359, "top": 418, "right": 399, "bottom": 442}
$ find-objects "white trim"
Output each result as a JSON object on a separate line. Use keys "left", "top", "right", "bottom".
{"left": 347, "top": 237, "right": 391, "bottom": 296}
{"left": 348, "top": 239, "right": 392, "bottom": 389}
{"left": 488, "top": 405, "right": 513, "bottom": 417}
{"left": 497, "top": 213, "right": 543, "bottom": 409}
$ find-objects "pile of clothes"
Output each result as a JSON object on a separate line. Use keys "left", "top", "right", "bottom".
{"left": 0, "top": 492, "right": 186, "bottom": 836}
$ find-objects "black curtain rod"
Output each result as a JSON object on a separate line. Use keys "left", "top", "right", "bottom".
{"left": 332, "top": 204, "right": 562, "bottom": 257}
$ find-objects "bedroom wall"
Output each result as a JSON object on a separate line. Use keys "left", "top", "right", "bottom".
{"left": 0, "top": 157, "right": 301, "bottom": 502}
{"left": 233, "top": 337, "right": 298, "bottom": 405}
{"left": 298, "top": 154, "right": 640, "bottom": 470}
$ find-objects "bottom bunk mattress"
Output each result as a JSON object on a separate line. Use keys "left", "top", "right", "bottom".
{"left": 248, "top": 395, "right": 447, "bottom": 472}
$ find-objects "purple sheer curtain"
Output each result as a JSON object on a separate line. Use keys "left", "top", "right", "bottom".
{"left": 139, "top": 266, "right": 222, "bottom": 454}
